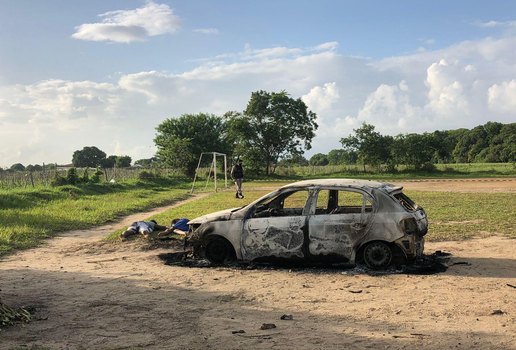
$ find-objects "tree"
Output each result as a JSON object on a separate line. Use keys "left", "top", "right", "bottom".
{"left": 72, "top": 146, "right": 107, "bottom": 168}
{"left": 115, "top": 156, "right": 132, "bottom": 168}
{"left": 155, "top": 113, "right": 231, "bottom": 176}
{"left": 392, "top": 133, "right": 436, "bottom": 170}
{"left": 227, "top": 90, "right": 318, "bottom": 175}
{"left": 135, "top": 157, "right": 158, "bottom": 167}
{"left": 277, "top": 154, "right": 309, "bottom": 167}
{"left": 10, "top": 163, "right": 25, "bottom": 171}
{"left": 100, "top": 155, "right": 117, "bottom": 169}
{"left": 340, "top": 123, "right": 392, "bottom": 171}
{"left": 327, "top": 149, "right": 357, "bottom": 165}
{"left": 309, "top": 153, "right": 329, "bottom": 166}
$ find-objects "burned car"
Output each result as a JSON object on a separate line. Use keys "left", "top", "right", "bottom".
{"left": 187, "top": 179, "right": 428, "bottom": 269}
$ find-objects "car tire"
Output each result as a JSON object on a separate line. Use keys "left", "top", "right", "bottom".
{"left": 205, "top": 237, "right": 232, "bottom": 264}
{"left": 363, "top": 241, "right": 393, "bottom": 270}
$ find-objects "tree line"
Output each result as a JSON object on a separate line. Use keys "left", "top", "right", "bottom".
{"left": 2, "top": 88, "right": 513, "bottom": 177}
{"left": 303, "top": 121, "right": 514, "bottom": 172}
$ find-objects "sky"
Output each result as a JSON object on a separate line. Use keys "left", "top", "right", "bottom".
{"left": 0, "top": 0, "right": 515, "bottom": 167}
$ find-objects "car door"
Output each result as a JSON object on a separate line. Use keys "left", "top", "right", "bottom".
{"left": 241, "top": 189, "right": 310, "bottom": 261}
{"left": 308, "top": 188, "right": 374, "bottom": 262}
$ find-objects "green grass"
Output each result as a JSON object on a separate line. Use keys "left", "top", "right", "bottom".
{"left": 270, "top": 162, "right": 516, "bottom": 180}
{"left": 114, "top": 183, "right": 515, "bottom": 242}
{"left": 0, "top": 178, "right": 192, "bottom": 255}
{"left": 409, "top": 190, "right": 516, "bottom": 241}
{"left": 2, "top": 177, "right": 515, "bottom": 255}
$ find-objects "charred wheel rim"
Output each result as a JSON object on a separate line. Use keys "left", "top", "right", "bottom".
{"left": 363, "top": 241, "right": 393, "bottom": 269}
{"left": 205, "top": 238, "right": 229, "bottom": 264}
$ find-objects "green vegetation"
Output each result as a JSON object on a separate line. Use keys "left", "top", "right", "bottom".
{"left": 107, "top": 181, "right": 515, "bottom": 242}
{"left": 0, "top": 178, "right": 191, "bottom": 255}
{"left": 410, "top": 190, "right": 516, "bottom": 241}
{"left": 2, "top": 176, "right": 514, "bottom": 256}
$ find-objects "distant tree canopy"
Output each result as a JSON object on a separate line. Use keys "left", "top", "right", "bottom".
{"left": 72, "top": 146, "right": 132, "bottom": 168}
{"left": 135, "top": 157, "right": 158, "bottom": 167}
{"left": 333, "top": 121, "right": 515, "bottom": 170}
{"left": 10, "top": 163, "right": 25, "bottom": 171}
{"left": 72, "top": 146, "right": 107, "bottom": 168}
{"left": 115, "top": 155, "right": 132, "bottom": 168}
{"left": 226, "top": 90, "right": 318, "bottom": 174}
{"left": 154, "top": 113, "right": 231, "bottom": 176}
{"left": 309, "top": 153, "right": 329, "bottom": 166}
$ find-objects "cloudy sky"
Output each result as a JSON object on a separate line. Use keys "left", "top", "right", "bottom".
{"left": 0, "top": 0, "right": 515, "bottom": 167}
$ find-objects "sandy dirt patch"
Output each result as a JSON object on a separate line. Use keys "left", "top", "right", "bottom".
{"left": 1, "top": 179, "right": 515, "bottom": 350}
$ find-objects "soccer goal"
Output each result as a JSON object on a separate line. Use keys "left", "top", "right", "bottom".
{"left": 190, "top": 152, "right": 228, "bottom": 193}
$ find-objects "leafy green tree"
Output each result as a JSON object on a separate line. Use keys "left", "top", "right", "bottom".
{"left": 392, "top": 133, "right": 436, "bottom": 170}
{"left": 327, "top": 149, "right": 357, "bottom": 165}
{"left": 227, "top": 90, "right": 318, "bottom": 175}
{"left": 155, "top": 113, "right": 231, "bottom": 176}
{"left": 115, "top": 156, "right": 132, "bottom": 168}
{"left": 277, "top": 154, "right": 309, "bottom": 166}
{"left": 10, "top": 163, "right": 25, "bottom": 171}
{"left": 309, "top": 153, "right": 329, "bottom": 166}
{"left": 72, "top": 146, "right": 107, "bottom": 168}
{"left": 100, "top": 155, "right": 117, "bottom": 169}
{"left": 340, "top": 123, "right": 392, "bottom": 171}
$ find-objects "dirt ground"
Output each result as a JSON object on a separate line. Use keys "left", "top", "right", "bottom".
{"left": 1, "top": 179, "right": 515, "bottom": 350}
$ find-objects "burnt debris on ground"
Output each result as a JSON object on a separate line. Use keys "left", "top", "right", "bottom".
{"left": 157, "top": 250, "right": 461, "bottom": 275}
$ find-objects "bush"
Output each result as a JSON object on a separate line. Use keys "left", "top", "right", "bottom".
{"left": 420, "top": 162, "right": 437, "bottom": 172}
{"left": 66, "top": 168, "right": 79, "bottom": 185}
{"left": 90, "top": 168, "right": 103, "bottom": 183}
{"left": 51, "top": 173, "right": 68, "bottom": 187}
{"left": 138, "top": 171, "right": 156, "bottom": 180}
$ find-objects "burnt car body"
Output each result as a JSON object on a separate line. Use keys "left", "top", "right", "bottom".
{"left": 187, "top": 179, "right": 428, "bottom": 269}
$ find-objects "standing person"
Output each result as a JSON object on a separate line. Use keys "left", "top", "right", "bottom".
{"left": 231, "top": 158, "right": 244, "bottom": 199}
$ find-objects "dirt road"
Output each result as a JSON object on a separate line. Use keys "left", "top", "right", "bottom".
{"left": 1, "top": 179, "right": 515, "bottom": 349}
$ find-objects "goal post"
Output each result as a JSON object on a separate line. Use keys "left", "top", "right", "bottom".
{"left": 190, "top": 152, "right": 228, "bottom": 193}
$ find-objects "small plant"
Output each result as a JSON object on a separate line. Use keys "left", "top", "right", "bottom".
{"left": 138, "top": 170, "right": 155, "bottom": 180}
{"left": 90, "top": 168, "right": 103, "bottom": 183}
{"left": 81, "top": 168, "right": 89, "bottom": 183}
{"left": 66, "top": 168, "right": 79, "bottom": 185}
{"left": 50, "top": 172, "right": 68, "bottom": 186}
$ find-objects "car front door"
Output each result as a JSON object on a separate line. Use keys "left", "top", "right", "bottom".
{"left": 241, "top": 189, "right": 310, "bottom": 261}
{"left": 308, "top": 188, "right": 374, "bottom": 263}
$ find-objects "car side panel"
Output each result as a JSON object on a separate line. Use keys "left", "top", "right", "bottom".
{"left": 241, "top": 216, "right": 306, "bottom": 261}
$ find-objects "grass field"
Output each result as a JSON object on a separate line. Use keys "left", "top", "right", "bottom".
{"left": 0, "top": 179, "right": 191, "bottom": 255}
{"left": 108, "top": 181, "right": 516, "bottom": 242}
{"left": 2, "top": 177, "right": 515, "bottom": 256}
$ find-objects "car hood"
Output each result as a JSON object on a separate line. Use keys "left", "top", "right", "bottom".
{"left": 188, "top": 208, "right": 241, "bottom": 225}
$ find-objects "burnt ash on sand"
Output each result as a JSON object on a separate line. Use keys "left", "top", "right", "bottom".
{"left": 157, "top": 250, "right": 457, "bottom": 275}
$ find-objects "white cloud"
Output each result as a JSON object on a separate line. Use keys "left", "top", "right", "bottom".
{"left": 1, "top": 33, "right": 516, "bottom": 166}
{"left": 302, "top": 82, "right": 340, "bottom": 113}
{"left": 194, "top": 28, "right": 220, "bottom": 35}
{"left": 72, "top": 1, "right": 180, "bottom": 43}
{"left": 488, "top": 80, "right": 516, "bottom": 114}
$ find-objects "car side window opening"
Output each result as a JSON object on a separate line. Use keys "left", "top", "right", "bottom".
{"left": 315, "top": 189, "right": 373, "bottom": 215}
{"left": 251, "top": 189, "right": 310, "bottom": 218}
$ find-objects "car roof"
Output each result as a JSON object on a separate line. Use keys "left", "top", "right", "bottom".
{"left": 280, "top": 178, "right": 400, "bottom": 191}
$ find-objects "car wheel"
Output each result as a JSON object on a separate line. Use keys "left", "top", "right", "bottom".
{"left": 205, "top": 237, "right": 232, "bottom": 264}
{"left": 363, "top": 241, "right": 393, "bottom": 270}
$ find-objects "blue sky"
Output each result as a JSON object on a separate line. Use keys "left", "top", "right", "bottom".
{"left": 0, "top": 0, "right": 515, "bottom": 167}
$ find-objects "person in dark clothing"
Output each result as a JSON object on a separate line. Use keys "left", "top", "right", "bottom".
{"left": 231, "top": 159, "right": 244, "bottom": 199}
